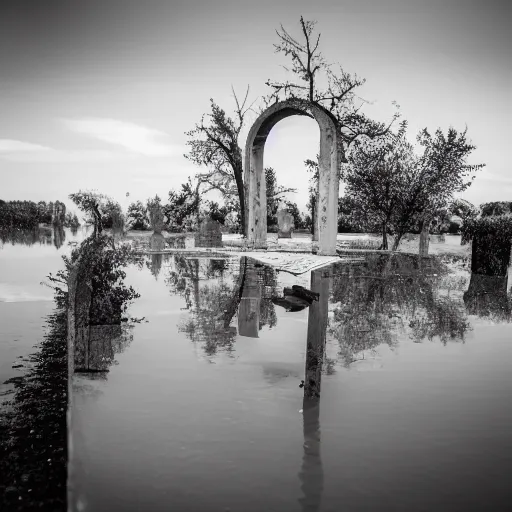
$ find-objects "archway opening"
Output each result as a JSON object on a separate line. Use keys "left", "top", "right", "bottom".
{"left": 245, "top": 100, "right": 340, "bottom": 255}
{"left": 264, "top": 115, "right": 320, "bottom": 234}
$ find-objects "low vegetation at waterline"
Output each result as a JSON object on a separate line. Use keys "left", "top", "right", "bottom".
{"left": 0, "top": 309, "right": 68, "bottom": 511}
{"left": 0, "top": 199, "right": 79, "bottom": 230}
{"left": 1, "top": 226, "right": 143, "bottom": 509}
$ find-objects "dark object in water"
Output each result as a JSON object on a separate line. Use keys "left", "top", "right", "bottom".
{"left": 272, "top": 285, "right": 320, "bottom": 312}
{"left": 299, "top": 380, "right": 305, "bottom": 388}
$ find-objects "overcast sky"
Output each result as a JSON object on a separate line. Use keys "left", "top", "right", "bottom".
{"left": 0, "top": 0, "right": 510, "bottom": 214}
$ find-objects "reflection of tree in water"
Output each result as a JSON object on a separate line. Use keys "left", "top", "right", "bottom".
{"left": 172, "top": 256, "right": 279, "bottom": 355}
{"left": 165, "top": 254, "right": 237, "bottom": 355}
{"left": 330, "top": 254, "right": 471, "bottom": 366}
{"left": 0, "top": 225, "right": 72, "bottom": 249}
{"left": 146, "top": 254, "right": 164, "bottom": 280}
{"left": 165, "top": 254, "right": 191, "bottom": 303}
{"left": 0, "top": 226, "right": 50, "bottom": 246}
{"left": 179, "top": 283, "right": 238, "bottom": 356}
{"left": 75, "top": 323, "right": 135, "bottom": 373}
{"left": 0, "top": 227, "right": 40, "bottom": 246}
{"left": 53, "top": 224, "right": 66, "bottom": 249}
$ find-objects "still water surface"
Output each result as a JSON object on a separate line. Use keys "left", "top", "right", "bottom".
{"left": 2, "top": 230, "right": 511, "bottom": 511}
{"left": 0, "top": 226, "right": 89, "bottom": 400}
{"left": 70, "top": 248, "right": 512, "bottom": 512}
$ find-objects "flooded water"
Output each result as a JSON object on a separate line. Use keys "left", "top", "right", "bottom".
{"left": 69, "top": 249, "right": 512, "bottom": 512}
{"left": 0, "top": 226, "right": 90, "bottom": 400}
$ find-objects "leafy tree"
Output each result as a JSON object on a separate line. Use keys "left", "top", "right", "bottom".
{"left": 265, "top": 167, "right": 296, "bottom": 230}
{"left": 69, "top": 190, "right": 107, "bottom": 237}
{"left": 0, "top": 199, "right": 46, "bottom": 230}
{"left": 70, "top": 191, "right": 125, "bottom": 237}
{"left": 146, "top": 194, "right": 165, "bottom": 231}
{"left": 163, "top": 177, "right": 200, "bottom": 232}
{"left": 52, "top": 200, "right": 67, "bottom": 225}
{"left": 284, "top": 201, "right": 305, "bottom": 229}
{"left": 343, "top": 127, "right": 413, "bottom": 249}
{"left": 63, "top": 212, "right": 80, "bottom": 228}
{"left": 479, "top": 201, "right": 512, "bottom": 218}
{"left": 126, "top": 200, "right": 149, "bottom": 230}
{"left": 337, "top": 196, "right": 372, "bottom": 233}
{"left": 305, "top": 158, "right": 370, "bottom": 235}
{"left": 101, "top": 198, "right": 124, "bottom": 230}
{"left": 185, "top": 88, "right": 255, "bottom": 235}
{"left": 204, "top": 200, "right": 230, "bottom": 225}
{"left": 390, "top": 127, "right": 485, "bottom": 252}
{"left": 341, "top": 125, "right": 484, "bottom": 252}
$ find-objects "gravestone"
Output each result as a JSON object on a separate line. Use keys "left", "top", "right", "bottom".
{"left": 194, "top": 218, "right": 223, "bottom": 248}
{"left": 277, "top": 209, "right": 294, "bottom": 238}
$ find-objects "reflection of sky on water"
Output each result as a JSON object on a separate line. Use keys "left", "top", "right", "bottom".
{"left": 0, "top": 226, "right": 90, "bottom": 384}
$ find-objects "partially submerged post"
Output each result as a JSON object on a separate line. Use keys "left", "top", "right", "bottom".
{"left": 67, "top": 258, "right": 92, "bottom": 374}
{"left": 304, "top": 267, "right": 331, "bottom": 399}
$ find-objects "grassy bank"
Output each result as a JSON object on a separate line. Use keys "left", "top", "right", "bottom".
{"left": 0, "top": 308, "right": 68, "bottom": 511}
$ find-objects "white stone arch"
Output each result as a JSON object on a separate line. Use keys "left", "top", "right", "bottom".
{"left": 244, "top": 99, "right": 342, "bottom": 256}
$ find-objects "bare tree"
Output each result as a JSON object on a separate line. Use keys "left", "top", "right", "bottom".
{"left": 185, "top": 87, "right": 257, "bottom": 235}
{"left": 265, "top": 16, "right": 402, "bottom": 160}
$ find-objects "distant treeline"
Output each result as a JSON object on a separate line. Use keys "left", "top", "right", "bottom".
{"left": 0, "top": 199, "right": 79, "bottom": 230}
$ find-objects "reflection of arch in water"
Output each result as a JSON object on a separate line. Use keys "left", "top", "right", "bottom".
{"left": 298, "top": 398, "right": 324, "bottom": 512}
{"left": 245, "top": 99, "right": 342, "bottom": 255}
{"left": 238, "top": 259, "right": 261, "bottom": 337}
{"left": 235, "top": 258, "right": 279, "bottom": 338}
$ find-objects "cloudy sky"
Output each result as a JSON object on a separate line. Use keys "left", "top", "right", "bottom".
{"left": 0, "top": 0, "right": 510, "bottom": 214}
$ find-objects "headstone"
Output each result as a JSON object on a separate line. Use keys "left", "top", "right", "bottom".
{"left": 194, "top": 218, "right": 223, "bottom": 248}
{"left": 277, "top": 209, "right": 294, "bottom": 238}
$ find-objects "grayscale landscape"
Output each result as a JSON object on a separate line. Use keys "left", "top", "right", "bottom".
{"left": 1, "top": 1, "right": 510, "bottom": 511}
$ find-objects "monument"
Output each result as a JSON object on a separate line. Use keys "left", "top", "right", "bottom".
{"left": 244, "top": 98, "right": 342, "bottom": 255}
